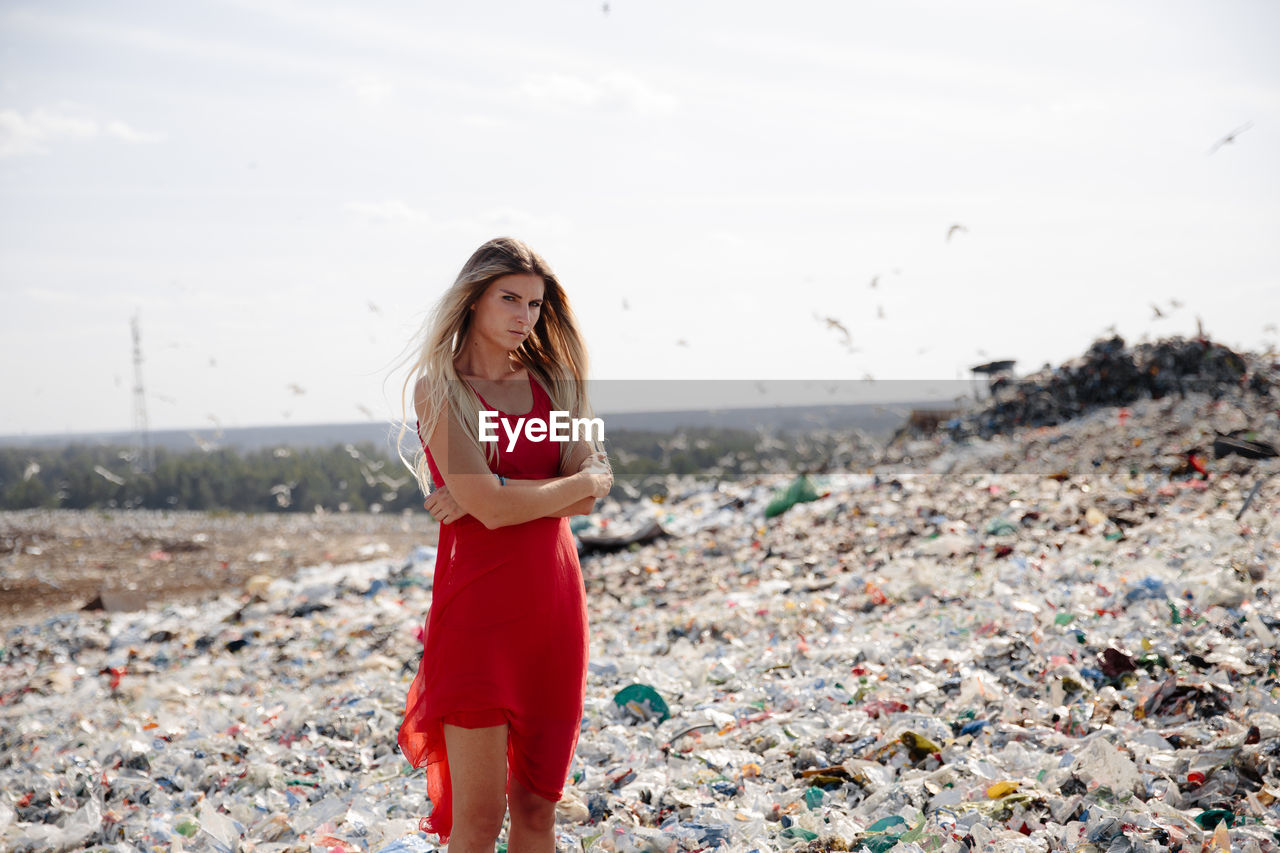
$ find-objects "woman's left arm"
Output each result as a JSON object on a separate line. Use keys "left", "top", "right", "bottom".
{"left": 552, "top": 439, "right": 604, "bottom": 515}
{"left": 508, "top": 441, "right": 603, "bottom": 515}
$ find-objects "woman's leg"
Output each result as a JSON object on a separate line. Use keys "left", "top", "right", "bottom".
{"left": 506, "top": 774, "right": 556, "bottom": 853}
{"left": 443, "top": 723, "right": 510, "bottom": 853}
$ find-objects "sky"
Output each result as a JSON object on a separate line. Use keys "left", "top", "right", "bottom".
{"left": 1, "top": 0, "right": 1277, "bottom": 436}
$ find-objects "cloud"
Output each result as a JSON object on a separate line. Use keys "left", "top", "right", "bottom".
{"left": 518, "top": 71, "right": 677, "bottom": 116}
{"left": 343, "top": 73, "right": 394, "bottom": 105}
{"left": 103, "top": 120, "right": 165, "bottom": 144}
{"left": 344, "top": 202, "right": 570, "bottom": 238}
{"left": 346, "top": 200, "right": 431, "bottom": 226}
{"left": 479, "top": 207, "right": 571, "bottom": 236}
{"left": 0, "top": 107, "right": 163, "bottom": 156}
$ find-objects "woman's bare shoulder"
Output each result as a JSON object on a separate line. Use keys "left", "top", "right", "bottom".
{"left": 412, "top": 376, "right": 436, "bottom": 425}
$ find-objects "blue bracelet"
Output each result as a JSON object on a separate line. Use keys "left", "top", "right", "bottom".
{"left": 497, "top": 474, "right": 506, "bottom": 485}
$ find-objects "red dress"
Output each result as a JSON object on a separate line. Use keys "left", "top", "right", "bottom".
{"left": 399, "top": 371, "right": 589, "bottom": 843}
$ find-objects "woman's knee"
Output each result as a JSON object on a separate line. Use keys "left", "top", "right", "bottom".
{"left": 453, "top": 797, "right": 507, "bottom": 840}
{"left": 443, "top": 723, "right": 511, "bottom": 840}
{"left": 508, "top": 781, "right": 556, "bottom": 832}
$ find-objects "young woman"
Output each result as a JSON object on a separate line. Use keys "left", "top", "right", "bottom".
{"left": 397, "top": 237, "right": 612, "bottom": 853}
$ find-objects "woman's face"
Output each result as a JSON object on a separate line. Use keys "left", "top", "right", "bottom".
{"left": 471, "top": 273, "right": 545, "bottom": 351}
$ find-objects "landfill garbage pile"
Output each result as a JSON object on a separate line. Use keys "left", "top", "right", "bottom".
{"left": 2, "top": 395, "right": 1279, "bottom": 851}
{"left": 951, "top": 335, "right": 1275, "bottom": 440}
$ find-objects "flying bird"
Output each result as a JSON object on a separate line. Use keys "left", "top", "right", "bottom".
{"left": 287, "top": 383, "right": 306, "bottom": 395}
{"left": 94, "top": 465, "right": 126, "bottom": 486}
{"left": 270, "top": 483, "right": 294, "bottom": 508}
{"left": 947, "top": 224, "right": 968, "bottom": 242}
{"left": 815, "top": 314, "right": 853, "bottom": 350}
{"left": 869, "top": 275, "right": 879, "bottom": 289}
{"left": 1209, "top": 122, "right": 1253, "bottom": 154}
{"left": 676, "top": 339, "right": 689, "bottom": 347}
{"left": 1151, "top": 303, "right": 1166, "bottom": 320}
{"left": 356, "top": 403, "right": 375, "bottom": 419}
{"left": 367, "top": 301, "right": 381, "bottom": 314}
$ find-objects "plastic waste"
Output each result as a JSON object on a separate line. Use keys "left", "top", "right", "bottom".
{"left": 763, "top": 474, "right": 821, "bottom": 518}
{"left": 2, "top": 358, "right": 1279, "bottom": 852}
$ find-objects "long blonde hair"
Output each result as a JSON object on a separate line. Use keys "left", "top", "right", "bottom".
{"left": 395, "top": 237, "right": 600, "bottom": 495}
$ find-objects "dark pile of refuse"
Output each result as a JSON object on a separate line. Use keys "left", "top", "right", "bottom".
{"left": 957, "top": 335, "right": 1274, "bottom": 439}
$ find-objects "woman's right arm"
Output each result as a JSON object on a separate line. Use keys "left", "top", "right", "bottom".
{"left": 417, "top": 384, "right": 608, "bottom": 529}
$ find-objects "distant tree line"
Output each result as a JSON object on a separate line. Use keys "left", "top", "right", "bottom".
{"left": 0, "top": 443, "right": 422, "bottom": 513}
{"left": 0, "top": 426, "right": 878, "bottom": 512}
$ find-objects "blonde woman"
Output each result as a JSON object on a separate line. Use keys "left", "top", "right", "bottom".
{"left": 397, "top": 237, "right": 612, "bottom": 853}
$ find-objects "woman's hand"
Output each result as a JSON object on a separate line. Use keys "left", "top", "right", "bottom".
{"left": 424, "top": 484, "right": 470, "bottom": 525}
{"left": 579, "top": 451, "right": 613, "bottom": 498}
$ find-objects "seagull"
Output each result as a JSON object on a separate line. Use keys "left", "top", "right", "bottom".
{"left": 270, "top": 483, "right": 294, "bottom": 508}
{"left": 1209, "top": 122, "right": 1252, "bottom": 154}
{"left": 1169, "top": 298, "right": 1183, "bottom": 310}
{"left": 94, "top": 465, "right": 126, "bottom": 486}
{"left": 947, "top": 223, "right": 968, "bottom": 242}
{"left": 287, "top": 383, "right": 306, "bottom": 395}
{"left": 816, "top": 314, "right": 852, "bottom": 349}
{"left": 367, "top": 301, "right": 381, "bottom": 314}
{"left": 356, "top": 403, "right": 375, "bottom": 419}
{"left": 1151, "top": 303, "right": 1166, "bottom": 319}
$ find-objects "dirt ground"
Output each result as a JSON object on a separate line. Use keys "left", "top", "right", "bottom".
{"left": 0, "top": 509, "right": 438, "bottom": 628}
